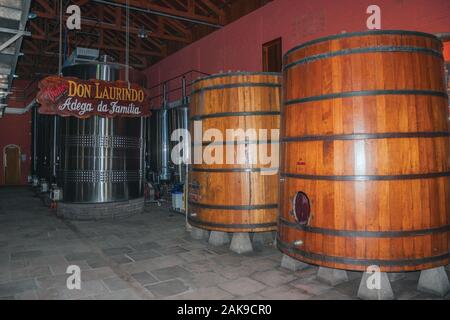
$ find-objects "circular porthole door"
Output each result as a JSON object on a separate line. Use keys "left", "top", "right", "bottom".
{"left": 292, "top": 191, "right": 311, "bottom": 224}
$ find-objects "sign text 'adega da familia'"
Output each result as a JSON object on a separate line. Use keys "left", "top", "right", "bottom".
{"left": 36, "top": 76, "right": 151, "bottom": 118}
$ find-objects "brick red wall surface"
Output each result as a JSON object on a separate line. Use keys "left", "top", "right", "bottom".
{"left": 146, "top": 0, "right": 450, "bottom": 103}
{"left": 0, "top": 80, "right": 33, "bottom": 185}
{"left": 0, "top": 114, "right": 32, "bottom": 186}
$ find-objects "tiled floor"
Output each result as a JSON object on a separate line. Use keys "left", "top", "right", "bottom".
{"left": 0, "top": 187, "right": 449, "bottom": 300}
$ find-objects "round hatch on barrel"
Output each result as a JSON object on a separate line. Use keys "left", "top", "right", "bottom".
{"left": 292, "top": 191, "right": 310, "bottom": 224}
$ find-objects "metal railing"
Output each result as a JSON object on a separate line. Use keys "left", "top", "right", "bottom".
{"left": 148, "top": 70, "right": 210, "bottom": 108}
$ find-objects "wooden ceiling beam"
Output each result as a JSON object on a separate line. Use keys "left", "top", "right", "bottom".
{"left": 72, "top": 0, "right": 91, "bottom": 6}
{"left": 107, "top": 0, "right": 222, "bottom": 25}
{"left": 198, "top": 0, "right": 226, "bottom": 24}
{"left": 171, "top": 0, "right": 188, "bottom": 11}
{"left": 34, "top": 10, "right": 191, "bottom": 43}
{"left": 187, "top": 0, "right": 195, "bottom": 13}
{"left": 158, "top": 0, "right": 194, "bottom": 37}
{"left": 198, "top": 0, "right": 224, "bottom": 16}
{"left": 194, "top": 1, "right": 210, "bottom": 16}
{"left": 34, "top": 0, "right": 56, "bottom": 15}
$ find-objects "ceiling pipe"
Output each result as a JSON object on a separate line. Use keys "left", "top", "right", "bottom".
{"left": 4, "top": 98, "right": 37, "bottom": 115}
{"left": 92, "top": 0, "right": 223, "bottom": 29}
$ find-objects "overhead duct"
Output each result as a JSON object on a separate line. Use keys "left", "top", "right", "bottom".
{"left": 64, "top": 47, "right": 100, "bottom": 67}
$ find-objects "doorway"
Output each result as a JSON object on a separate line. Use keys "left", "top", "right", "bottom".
{"left": 262, "top": 37, "right": 282, "bottom": 72}
{"left": 3, "top": 145, "right": 21, "bottom": 185}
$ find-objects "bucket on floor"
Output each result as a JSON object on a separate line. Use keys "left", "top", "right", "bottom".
{"left": 172, "top": 190, "right": 183, "bottom": 210}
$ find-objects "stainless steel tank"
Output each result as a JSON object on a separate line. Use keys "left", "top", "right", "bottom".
{"left": 146, "top": 109, "right": 170, "bottom": 182}
{"left": 158, "top": 108, "right": 170, "bottom": 181}
{"left": 59, "top": 62, "right": 145, "bottom": 203}
{"left": 36, "top": 113, "right": 55, "bottom": 182}
{"left": 146, "top": 105, "right": 188, "bottom": 183}
{"left": 145, "top": 77, "right": 189, "bottom": 184}
{"left": 168, "top": 105, "right": 188, "bottom": 183}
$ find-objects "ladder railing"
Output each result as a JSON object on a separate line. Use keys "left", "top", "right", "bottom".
{"left": 148, "top": 70, "right": 210, "bottom": 108}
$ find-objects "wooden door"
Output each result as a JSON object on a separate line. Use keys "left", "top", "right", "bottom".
{"left": 4, "top": 145, "right": 21, "bottom": 185}
{"left": 262, "top": 38, "right": 282, "bottom": 72}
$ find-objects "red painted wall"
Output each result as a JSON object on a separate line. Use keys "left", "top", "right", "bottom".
{"left": 0, "top": 80, "right": 33, "bottom": 185}
{"left": 0, "top": 114, "right": 32, "bottom": 186}
{"left": 146, "top": 0, "right": 450, "bottom": 105}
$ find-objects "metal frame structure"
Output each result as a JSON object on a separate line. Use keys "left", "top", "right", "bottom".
{"left": 0, "top": 0, "right": 31, "bottom": 114}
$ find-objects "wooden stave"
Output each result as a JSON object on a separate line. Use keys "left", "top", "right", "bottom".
{"left": 283, "top": 56, "right": 446, "bottom": 106}
{"left": 189, "top": 73, "right": 281, "bottom": 233}
{"left": 284, "top": 31, "right": 442, "bottom": 66}
{"left": 280, "top": 33, "right": 450, "bottom": 271}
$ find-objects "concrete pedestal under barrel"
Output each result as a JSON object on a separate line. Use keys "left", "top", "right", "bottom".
{"left": 56, "top": 62, "right": 145, "bottom": 220}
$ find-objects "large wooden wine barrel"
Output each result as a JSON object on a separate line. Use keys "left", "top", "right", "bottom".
{"left": 447, "top": 63, "right": 450, "bottom": 118}
{"left": 278, "top": 30, "right": 450, "bottom": 272}
{"left": 188, "top": 72, "right": 281, "bottom": 233}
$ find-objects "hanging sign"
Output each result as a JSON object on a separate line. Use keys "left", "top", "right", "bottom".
{"left": 36, "top": 76, "right": 151, "bottom": 118}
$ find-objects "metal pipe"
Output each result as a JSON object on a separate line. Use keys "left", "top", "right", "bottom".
{"left": 159, "top": 82, "right": 170, "bottom": 181}
{"left": 4, "top": 98, "right": 36, "bottom": 114}
{"left": 160, "top": 111, "right": 170, "bottom": 181}
{"left": 148, "top": 70, "right": 210, "bottom": 91}
{"left": 33, "top": 106, "right": 37, "bottom": 173}
{"left": 0, "top": 31, "right": 30, "bottom": 52}
{"left": 163, "top": 81, "right": 168, "bottom": 106}
{"left": 52, "top": 116, "right": 58, "bottom": 179}
{"left": 125, "top": 0, "right": 130, "bottom": 84}
{"left": 92, "top": 0, "right": 223, "bottom": 29}
{"left": 185, "top": 166, "right": 189, "bottom": 229}
{"left": 58, "top": 0, "right": 63, "bottom": 75}
{"left": 0, "top": 27, "right": 31, "bottom": 34}
{"left": 182, "top": 76, "right": 187, "bottom": 104}
{"left": 140, "top": 116, "right": 145, "bottom": 189}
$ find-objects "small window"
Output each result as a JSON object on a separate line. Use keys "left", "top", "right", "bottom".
{"left": 292, "top": 191, "right": 311, "bottom": 225}
{"left": 262, "top": 38, "right": 282, "bottom": 72}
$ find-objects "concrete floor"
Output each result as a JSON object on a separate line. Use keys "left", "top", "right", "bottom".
{"left": 0, "top": 187, "right": 449, "bottom": 300}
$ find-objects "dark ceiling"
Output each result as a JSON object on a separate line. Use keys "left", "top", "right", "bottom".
{"left": 16, "top": 0, "right": 272, "bottom": 80}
